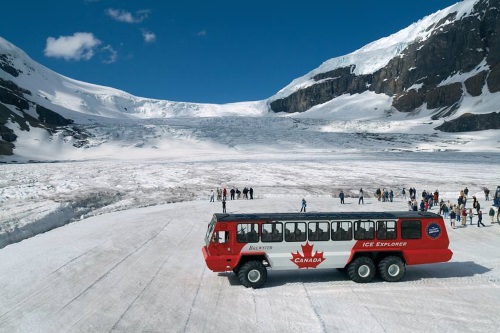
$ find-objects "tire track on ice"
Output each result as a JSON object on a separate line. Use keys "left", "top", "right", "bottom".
{"left": 182, "top": 265, "right": 207, "bottom": 331}
{"left": 57, "top": 219, "right": 173, "bottom": 315}
{"left": 107, "top": 218, "right": 197, "bottom": 332}
{"left": 0, "top": 245, "right": 100, "bottom": 320}
{"left": 302, "top": 284, "right": 327, "bottom": 332}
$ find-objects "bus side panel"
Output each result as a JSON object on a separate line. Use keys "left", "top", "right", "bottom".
{"left": 402, "top": 217, "right": 453, "bottom": 265}
{"left": 403, "top": 248, "right": 453, "bottom": 265}
{"left": 202, "top": 246, "right": 229, "bottom": 272}
{"left": 203, "top": 246, "right": 245, "bottom": 272}
{"left": 322, "top": 250, "right": 353, "bottom": 269}
{"left": 346, "top": 216, "right": 453, "bottom": 265}
{"left": 264, "top": 242, "right": 355, "bottom": 270}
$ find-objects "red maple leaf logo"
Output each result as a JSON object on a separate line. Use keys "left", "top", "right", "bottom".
{"left": 291, "top": 241, "right": 325, "bottom": 269}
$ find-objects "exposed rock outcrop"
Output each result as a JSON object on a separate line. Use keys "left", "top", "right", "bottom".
{"left": 0, "top": 77, "right": 79, "bottom": 155}
{"left": 435, "top": 112, "right": 500, "bottom": 132}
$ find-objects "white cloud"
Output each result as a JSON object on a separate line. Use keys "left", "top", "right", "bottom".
{"left": 142, "top": 30, "right": 156, "bottom": 43}
{"left": 197, "top": 30, "right": 207, "bottom": 37}
{"left": 101, "top": 45, "right": 118, "bottom": 64}
{"left": 44, "top": 33, "right": 101, "bottom": 61}
{"left": 106, "top": 8, "right": 150, "bottom": 23}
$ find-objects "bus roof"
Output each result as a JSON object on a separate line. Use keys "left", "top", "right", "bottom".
{"left": 213, "top": 211, "right": 442, "bottom": 222}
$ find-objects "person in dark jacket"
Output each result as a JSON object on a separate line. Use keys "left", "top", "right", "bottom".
{"left": 300, "top": 198, "right": 307, "bottom": 212}
{"left": 449, "top": 210, "right": 456, "bottom": 228}
{"left": 339, "top": 190, "right": 345, "bottom": 204}
{"left": 489, "top": 207, "right": 496, "bottom": 223}
{"left": 478, "top": 210, "right": 485, "bottom": 227}
{"left": 472, "top": 196, "right": 481, "bottom": 214}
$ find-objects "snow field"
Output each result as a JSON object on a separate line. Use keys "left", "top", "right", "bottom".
{"left": 1, "top": 189, "right": 500, "bottom": 332}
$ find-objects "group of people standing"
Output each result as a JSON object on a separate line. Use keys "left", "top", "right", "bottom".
{"left": 210, "top": 186, "right": 255, "bottom": 213}
{"left": 338, "top": 188, "right": 365, "bottom": 205}
{"left": 439, "top": 187, "right": 487, "bottom": 228}
{"left": 406, "top": 189, "right": 440, "bottom": 212}
{"left": 210, "top": 187, "right": 254, "bottom": 202}
{"left": 375, "top": 188, "right": 395, "bottom": 202}
{"left": 337, "top": 188, "right": 411, "bottom": 206}
{"left": 210, "top": 185, "right": 498, "bottom": 222}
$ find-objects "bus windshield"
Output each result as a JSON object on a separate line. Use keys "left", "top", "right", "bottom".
{"left": 205, "top": 215, "right": 217, "bottom": 244}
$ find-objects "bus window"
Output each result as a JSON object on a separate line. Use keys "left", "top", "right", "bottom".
{"left": 331, "top": 221, "right": 352, "bottom": 241}
{"left": 401, "top": 220, "right": 421, "bottom": 239}
{"left": 262, "top": 223, "right": 283, "bottom": 242}
{"left": 212, "top": 230, "right": 229, "bottom": 244}
{"left": 308, "top": 221, "right": 330, "bottom": 241}
{"left": 354, "top": 221, "right": 375, "bottom": 240}
{"left": 376, "top": 220, "right": 396, "bottom": 240}
{"left": 285, "top": 222, "right": 307, "bottom": 242}
{"left": 237, "top": 223, "right": 259, "bottom": 243}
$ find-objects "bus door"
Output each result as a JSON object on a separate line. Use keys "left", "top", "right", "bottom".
{"left": 211, "top": 224, "right": 231, "bottom": 256}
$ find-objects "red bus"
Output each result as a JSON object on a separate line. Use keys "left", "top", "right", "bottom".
{"left": 202, "top": 211, "right": 453, "bottom": 288}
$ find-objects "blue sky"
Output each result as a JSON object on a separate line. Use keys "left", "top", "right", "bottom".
{"left": 1, "top": 0, "right": 459, "bottom": 104}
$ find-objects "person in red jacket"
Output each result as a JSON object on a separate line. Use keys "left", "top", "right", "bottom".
{"left": 461, "top": 206, "right": 467, "bottom": 227}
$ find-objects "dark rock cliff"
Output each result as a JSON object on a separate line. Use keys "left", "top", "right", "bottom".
{"left": 0, "top": 77, "right": 77, "bottom": 156}
{"left": 435, "top": 112, "right": 500, "bottom": 132}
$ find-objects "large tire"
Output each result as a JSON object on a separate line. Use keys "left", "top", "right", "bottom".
{"left": 347, "top": 257, "right": 375, "bottom": 283}
{"left": 238, "top": 261, "right": 267, "bottom": 289}
{"left": 378, "top": 256, "right": 406, "bottom": 282}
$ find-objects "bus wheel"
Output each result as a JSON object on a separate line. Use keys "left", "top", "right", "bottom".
{"left": 378, "top": 256, "right": 405, "bottom": 282}
{"left": 238, "top": 261, "right": 267, "bottom": 288}
{"left": 347, "top": 257, "right": 375, "bottom": 283}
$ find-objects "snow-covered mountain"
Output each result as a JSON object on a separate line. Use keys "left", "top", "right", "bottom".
{"left": 0, "top": 37, "right": 266, "bottom": 121}
{"left": 1, "top": 0, "right": 499, "bottom": 162}
{"left": 268, "top": 0, "right": 500, "bottom": 123}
